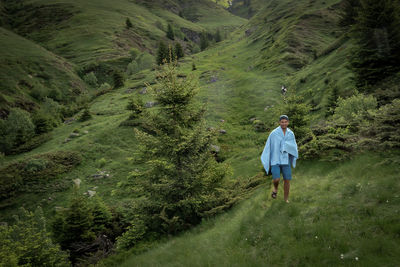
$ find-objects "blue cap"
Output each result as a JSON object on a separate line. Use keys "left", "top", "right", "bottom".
{"left": 279, "top": 115, "right": 289, "bottom": 121}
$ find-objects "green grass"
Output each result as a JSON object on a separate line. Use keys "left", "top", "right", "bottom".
{"left": 0, "top": 27, "right": 86, "bottom": 110}
{"left": 111, "top": 151, "right": 400, "bottom": 266}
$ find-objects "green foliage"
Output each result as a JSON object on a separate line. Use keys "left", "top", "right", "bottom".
{"left": 325, "top": 83, "right": 339, "bottom": 117}
{"left": 9, "top": 132, "right": 53, "bottom": 155}
{"left": 166, "top": 23, "right": 174, "bottom": 40}
{"left": 0, "top": 151, "right": 82, "bottom": 200}
{"left": 0, "top": 206, "right": 70, "bottom": 267}
{"left": 51, "top": 189, "right": 112, "bottom": 263}
{"left": 113, "top": 71, "right": 125, "bottom": 88}
{"left": 126, "top": 17, "right": 133, "bottom": 29}
{"left": 338, "top": 0, "right": 360, "bottom": 27}
{"left": 200, "top": 31, "right": 209, "bottom": 51}
{"left": 83, "top": 71, "right": 99, "bottom": 87}
{"left": 126, "top": 61, "right": 139, "bottom": 75}
{"left": 332, "top": 91, "right": 377, "bottom": 127}
{"left": 350, "top": 0, "right": 400, "bottom": 86}
{"left": 157, "top": 42, "right": 174, "bottom": 65}
{"left": 214, "top": 28, "right": 222, "bottom": 42}
{"left": 129, "top": 48, "right": 140, "bottom": 60}
{"left": 79, "top": 106, "right": 92, "bottom": 122}
{"left": 370, "top": 99, "right": 400, "bottom": 148}
{"left": 126, "top": 96, "right": 144, "bottom": 118}
{"left": 175, "top": 42, "right": 184, "bottom": 59}
{"left": 115, "top": 220, "right": 147, "bottom": 251}
{"left": 99, "top": 82, "right": 112, "bottom": 91}
{"left": 0, "top": 108, "right": 35, "bottom": 154}
{"left": 126, "top": 62, "right": 231, "bottom": 240}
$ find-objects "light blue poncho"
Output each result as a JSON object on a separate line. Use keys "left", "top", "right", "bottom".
{"left": 260, "top": 126, "right": 298, "bottom": 174}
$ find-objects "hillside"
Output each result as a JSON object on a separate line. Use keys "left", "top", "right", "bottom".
{"left": 110, "top": 151, "right": 400, "bottom": 266}
{"left": 0, "top": 27, "right": 87, "bottom": 118}
{"left": 1, "top": 0, "right": 400, "bottom": 266}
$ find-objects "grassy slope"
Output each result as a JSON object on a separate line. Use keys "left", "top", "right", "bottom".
{"left": 9, "top": 0, "right": 246, "bottom": 65}
{"left": 117, "top": 151, "right": 400, "bottom": 266}
{"left": 0, "top": 27, "right": 86, "bottom": 113}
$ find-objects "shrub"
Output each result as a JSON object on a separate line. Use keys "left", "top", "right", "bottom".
{"left": 0, "top": 108, "right": 35, "bottom": 154}
{"left": 0, "top": 207, "right": 70, "bottom": 267}
{"left": 83, "top": 71, "right": 98, "bottom": 87}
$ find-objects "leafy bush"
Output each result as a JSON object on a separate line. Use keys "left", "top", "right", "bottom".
{"left": 0, "top": 207, "right": 70, "bottom": 267}
{"left": 83, "top": 71, "right": 98, "bottom": 87}
{"left": 0, "top": 151, "right": 82, "bottom": 200}
{"left": 0, "top": 108, "right": 35, "bottom": 154}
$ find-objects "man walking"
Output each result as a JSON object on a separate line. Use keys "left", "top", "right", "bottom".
{"left": 261, "top": 115, "right": 298, "bottom": 203}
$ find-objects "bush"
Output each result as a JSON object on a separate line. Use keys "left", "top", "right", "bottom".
{"left": 0, "top": 108, "right": 35, "bottom": 154}
{"left": 0, "top": 206, "right": 70, "bottom": 267}
{"left": 333, "top": 91, "right": 377, "bottom": 129}
{"left": 0, "top": 151, "right": 82, "bottom": 200}
{"left": 83, "top": 71, "right": 98, "bottom": 87}
{"left": 79, "top": 107, "right": 92, "bottom": 122}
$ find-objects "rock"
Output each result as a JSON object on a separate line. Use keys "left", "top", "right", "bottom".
{"left": 69, "top": 132, "right": 80, "bottom": 138}
{"left": 91, "top": 170, "right": 110, "bottom": 179}
{"left": 220, "top": 119, "right": 225, "bottom": 123}
{"left": 64, "top": 117, "right": 76, "bottom": 124}
{"left": 219, "top": 129, "right": 227, "bottom": 134}
{"left": 124, "top": 88, "right": 135, "bottom": 94}
{"left": 63, "top": 138, "right": 72, "bottom": 143}
{"left": 250, "top": 117, "right": 257, "bottom": 122}
{"left": 73, "top": 178, "right": 81, "bottom": 188}
{"left": 139, "top": 87, "right": 147, "bottom": 94}
{"left": 48, "top": 196, "right": 53, "bottom": 201}
{"left": 83, "top": 130, "right": 89, "bottom": 134}
{"left": 87, "top": 190, "right": 96, "bottom": 197}
{"left": 210, "top": 144, "right": 220, "bottom": 153}
{"left": 145, "top": 101, "right": 158, "bottom": 108}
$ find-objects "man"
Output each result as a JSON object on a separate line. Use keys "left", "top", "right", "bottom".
{"left": 260, "top": 115, "right": 298, "bottom": 203}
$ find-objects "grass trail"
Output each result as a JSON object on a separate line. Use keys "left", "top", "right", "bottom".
{"left": 116, "top": 152, "right": 400, "bottom": 266}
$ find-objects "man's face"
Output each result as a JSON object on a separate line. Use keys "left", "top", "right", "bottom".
{"left": 279, "top": 119, "right": 289, "bottom": 129}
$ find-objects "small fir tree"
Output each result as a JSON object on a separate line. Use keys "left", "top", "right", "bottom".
{"left": 175, "top": 42, "right": 184, "bottom": 59}
{"left": 166, "top": 23, "right": 175, "bottom": 40}
{"left": 128, "top": 62, "right": 230, "bottom": 236}
{"left": 126, "top": 17, "right": 133, "bottom": 29}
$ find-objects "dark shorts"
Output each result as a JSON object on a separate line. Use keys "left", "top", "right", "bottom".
{"left": 271, "top": 164, "right": 292, "bottom": 180}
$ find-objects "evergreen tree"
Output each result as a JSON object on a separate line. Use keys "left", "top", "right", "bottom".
{"left": 157, "top": 41, "right": 168, "bottom": 65}
{"left": 339, "top": 0, "right": 360, "bottom": 27}
{"left": 113, "top": 70, "right": 125, "bottom": 88}
{"left": 126, "top": 96, "right": 144, "bottom": 118}
{"left": 166, "top": 23, "right": 175, "bottom": 40}
{"left": 175, "top": 42, "right": 184, "bottom": 59}
{"left": 166, "top": 44, "right": 176, "bottom": 63}
{"left": 200, "top": 31, "right": 209, "bottom": 51}
{"left": 128, "top": 62, "right": 230, "bottom": 235}
{"left": 0, "top": 207, "right": 70, "bottom": 267}
{"left": 126, "top": 18, "right": 133, "bottom": 29}
{"left": 325, "top": 83, "right": 339, "bottom": 117}
{"left": 214, "top": 28, "right": 222, "bottom": 43}
{"left": 351, "top": 0, "right": 400, "bottom": 87}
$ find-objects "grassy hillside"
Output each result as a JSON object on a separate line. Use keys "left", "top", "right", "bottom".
{"left": 109, "top": 151, "right": 400, "bottom": 266}
{"left": 0, "top": 27, "right": 86, "bottom": 117}
{"left": 4, "top": 0, "right": 246, "bottom": 65}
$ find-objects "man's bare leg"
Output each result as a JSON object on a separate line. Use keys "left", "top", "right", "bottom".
{"left": 284, "top": 179, "right": 290, "bottom": 203}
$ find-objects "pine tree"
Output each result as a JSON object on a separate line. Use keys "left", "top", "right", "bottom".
{"left": 129, "top": 62, "right": 230, "bottom": 234}
{"left": 351, "top": 0, "right": 400, "bottom": 87}
{"left": 113, "top": 70, "right": 125, "bottom": 88}
{"left": 166, "top": 23, "right": 174, "bottom": 40}
{"left": 126, "top": 18, "right": 133, "bottom": 29}
{"left": 338, "top": 0, "right": 360, "bottom": 27}
{"left": 157, "top": 41, "right": 168, "bottom": 65}
{"left": 325, "top": 83, "right": 339, "bottom": 117}
{"left": 175, "top": 42, "right": 184, "bottom": 59}
{"left": 200, "top": 31, "right": 209, "bottom": 51}
{"left": 214, "top": 28, "right": 222, "bottom": 43}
